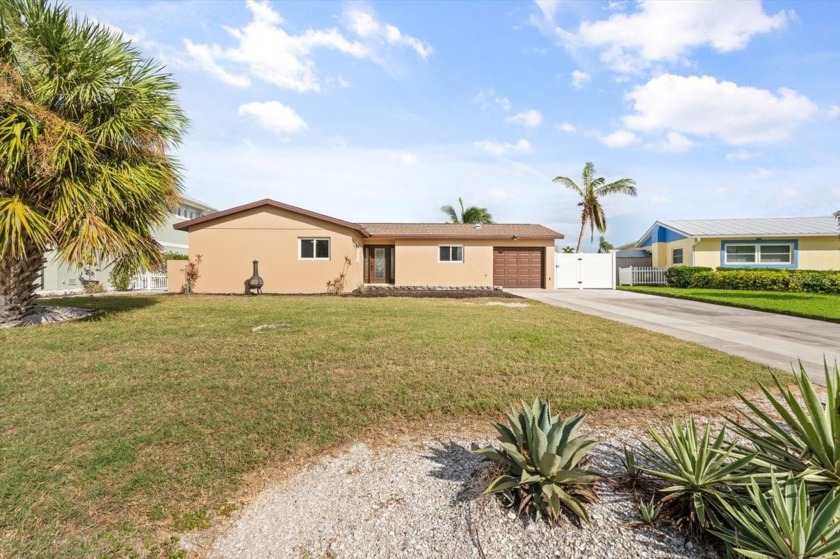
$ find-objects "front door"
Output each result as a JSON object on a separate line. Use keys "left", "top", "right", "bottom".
{"left": 366, "top": 245, "right": 395, "bottom": 284}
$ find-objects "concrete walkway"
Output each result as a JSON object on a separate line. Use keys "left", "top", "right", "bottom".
{"left": 508, "top": 289, "right": 840, "bottom": 385}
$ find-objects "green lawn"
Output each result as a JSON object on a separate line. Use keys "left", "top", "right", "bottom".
{"left": 620, "top": 286, "right": 840, "bottom": 322}
{"left": 0, "top": 295, "right": 775, "bottom": 557}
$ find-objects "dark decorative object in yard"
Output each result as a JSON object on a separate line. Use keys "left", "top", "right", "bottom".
{"left": 245, "top": 260, "right": 264, "bottom": 294}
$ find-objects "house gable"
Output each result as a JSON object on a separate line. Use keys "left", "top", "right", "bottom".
{"left": 638, "top": 223, "right": 688, "bottom": 247}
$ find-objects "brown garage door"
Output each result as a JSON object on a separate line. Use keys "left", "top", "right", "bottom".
{"left": 493, "top": 247, "right": 544, "bottom": 288}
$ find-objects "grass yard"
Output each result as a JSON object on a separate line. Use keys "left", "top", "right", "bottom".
{"left": 620, "top": 286, "right": 840, "bottom": 322}
{"left": 0, "top": 295, "right": 775, "bottom": 557}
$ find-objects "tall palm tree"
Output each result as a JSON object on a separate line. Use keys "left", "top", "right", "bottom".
{"left": 440, "top": 197, "right": 494, "bottom": 224}
{"left": 0, "top": 0, "right": 187, "bottom": 325}
{"left": 597, "top": 236, "right": 614, "bottom": 254}
{"left": 553, "top": 162, "right": 636, "bottom": 253}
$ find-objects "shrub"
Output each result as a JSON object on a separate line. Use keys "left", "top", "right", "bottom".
{"left": 109, "top": 268, "right": 132, "bottom": 291}
{"left": 727, "top": 361, "right": 840, "bottom": 497}
{"left": 633, "top": 495, "right": 663, "bottom": 529}
{"left": 183, "top": 255, "right": 202, "bottom": 294}
{"left": 475, "top": 398, "right": 599, "bottom": 524}
{"left": 666, "top": 266, "right": 712, "bottom": 288}
{"left": 690, "top": 269, "right": 840, "bottom": 294}
{"left": 639, "top": 418, "right": 754, "bottom": 534}
{"left": 712, "top": 475, "right": 840, "bottom": 559}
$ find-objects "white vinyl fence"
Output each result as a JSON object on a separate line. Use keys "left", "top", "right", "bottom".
{"left": 555, "top": 252, "right": 616, "bottom": 289}
{"left": 618, "top": 266, "right": 667, "bottom": 286}
{"left": 131, "top": 271, "right": 167, "bottom": 291}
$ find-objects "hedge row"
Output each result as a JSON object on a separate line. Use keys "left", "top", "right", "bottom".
{"left": 665, "top": 266, "right": 712, "bottom": 288}
{"left": 686, "top": 269, "right": 840, "bottom": 294}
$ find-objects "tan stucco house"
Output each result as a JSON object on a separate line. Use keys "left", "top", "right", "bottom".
{"left": 171, "top": 199, "right": 563, "bottom": 293}
{"left": 632, "top": 216, "right": 840, "bottom": 270}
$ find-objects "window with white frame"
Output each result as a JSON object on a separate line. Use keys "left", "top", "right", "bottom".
{"left": 439, "top": 245, "right": 464, "bottom": 262}
{"left": 672, "top": 248, "right": 684, "bottom": 265}
{"left": 724, "top": 243, "right": 792, "bottom": 265}
{"left": 300, "top": 238, "right": 330, "bottom": 260}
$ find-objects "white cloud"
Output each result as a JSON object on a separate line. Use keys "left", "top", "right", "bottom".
{"left": 506, "top": 109, "right": 543, "bottom": 128}
{"left": 238, "top": 101, "right": 307, "bottom": 135}
{"left": 535, "top": 0, "right": 562, "bottom": 21}
{"left": 601, "top": 129, "right": 640, "bottom": 148}
{"left": 714, "top": 187, "right": 730, "bottom": 195}
{"left": 398, "top": 152, "right": 418, "bottom": 166}
{"left": 659, "top": 131, "right": 694, "bottom": 153}
{"left": 473, "top": 88, "right": 512, "bottom": 112}
{"left": 725, "top": 149, "right": 764, "bottom": 162}
{"left": 343, "top": 7, "right": 433, "bottom": 58}
{"left": 557, "top": 122, "right": 576, "bottom": 133}
{"left": 571, "top": 70, "right": 591, "bottom": 89}
{"left": 622, "top": 74, "right": 818, "bottom": 145}
{"left": 184, "top": 41, "right": 252, "bottom": 87}
{"left": 474, "top": 139, "right": 533, "bottom": 157}
{"left": 749, "top": 167, "right": 773, "bottom": 180}
{"left": 828, "top": 105, "right": 840, "bottom": 119}
{"left": 185, "top": 1, "right": 370, "bottom": 92}
{"left": 185, "top": 1, "right": 430, "bottom": 93}
{"left": 537, "top": 0, "right": 792, "bottom": 73}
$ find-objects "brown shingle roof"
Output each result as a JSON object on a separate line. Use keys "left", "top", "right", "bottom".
{"left": 360, "top": 223, "right": 563, "bottom": 240}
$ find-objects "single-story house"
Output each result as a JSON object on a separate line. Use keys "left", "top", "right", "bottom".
{"left": 633, "top": 216, "right": 840, "bottom": 270}
{"left": 171, "top": 199, "right": 564, "bottom": 293}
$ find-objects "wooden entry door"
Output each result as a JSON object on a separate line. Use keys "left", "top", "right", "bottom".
{"left": 366, "top": 245, "right": 395, "bottom": 284}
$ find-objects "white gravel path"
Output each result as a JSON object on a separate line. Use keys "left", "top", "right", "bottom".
{"left": 199, "top": 426, "right": 717, "bottom": 559}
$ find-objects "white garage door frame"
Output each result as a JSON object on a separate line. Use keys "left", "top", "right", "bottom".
{"left": 555, "top": 252, "right": 616, "bottom": 289}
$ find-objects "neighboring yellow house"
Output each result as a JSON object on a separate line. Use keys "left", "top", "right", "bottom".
{"left": 634, "top": 216, "right": 840, "bottom": 270}
{"left": 171, "top": 199, "right": 563, "bottom": 293}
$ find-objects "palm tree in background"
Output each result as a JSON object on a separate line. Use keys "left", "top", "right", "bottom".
{"left": 597, "top": 236, "right": 614, "bottom": 253}
{"left": 440, "top": 197, "right": 494, "bottom": 224}
{"left": 0, "top": 0, "right": 188, "bottom": 324}
{"left": 553, "top": 162, "right": 637, "bottom": 253}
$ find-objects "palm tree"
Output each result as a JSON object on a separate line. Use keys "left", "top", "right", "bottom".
{"left": 440, "top": 197, "right": 494, "bottom": 224}
{"left": 597, "top": 236, "right": 614, "bottom": 254}
{"left": 553, "top": 162, "right": 637, "bottom": 253}
{"left": 0, "top": 0, "right": 187, "bottom": 325}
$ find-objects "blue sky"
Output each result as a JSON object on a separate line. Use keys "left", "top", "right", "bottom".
{"left": 70, "top": 0, "right": 840, "bottom": 249}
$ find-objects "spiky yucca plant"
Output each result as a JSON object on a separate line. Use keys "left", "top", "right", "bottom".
{"left": 634, "top": 495, "right": 663, "bottom": 528}
{"left": 728, "top": 361, "right": 840, "bottom": 497}
{"left": 640, "top": 418, "right": 755, "bottom": 534}
{"left": 475, "top": 398, "right": 599, "bottom": 523}
{"left": 713, "top": 476, "right": 840, "bottom": 559}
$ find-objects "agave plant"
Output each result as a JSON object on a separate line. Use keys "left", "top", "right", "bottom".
{"left": 640, "top": 417, "right": 755, "bottom": 533}
{"left": 727, "top": 361, "right": 840, "bottom": 497}
{"left": 712, "top": 475, "right": 840, "bottom": 559}
{"left": 475, "top": 398, "right": 599, "bottom": 523}
{"left": 634, "top": 495, "right": 663, "bottom": 528}
{"left": 620, "top": 445, "right": 647, "bottom": 491}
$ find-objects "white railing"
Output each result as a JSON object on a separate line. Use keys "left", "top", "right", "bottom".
{"left": 618, "top": 266, "right": 667, "bottom": 286}
{"left": 131, "top": 272, "right": 167, "bottom": 291}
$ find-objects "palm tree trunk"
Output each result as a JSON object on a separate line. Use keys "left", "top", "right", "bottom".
{"left": 0, "top": 246, "right": 45, "bottom": 326}
{"left": 575, "top": 217, "right": 587, "bottom": 253}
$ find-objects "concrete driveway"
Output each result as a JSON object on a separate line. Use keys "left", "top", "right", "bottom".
{"left": 508, "top": 289, "right": 840, "bottom": 385}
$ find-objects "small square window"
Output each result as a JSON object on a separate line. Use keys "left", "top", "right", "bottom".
{"left": 439, "top": 245, "right": 464, "bottom": 262}
{"left": 300, "top": 238, "right": 330, "bottom": 260}
{"left": 672, "top": 248, "right": 684, "bottom": 265}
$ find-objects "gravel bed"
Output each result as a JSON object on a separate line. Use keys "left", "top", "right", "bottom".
{"left": 199, "top": 425, "right": 718, "bottom": 559}
{"left": 0, "top": 305, "right": 93, "bottom": 328}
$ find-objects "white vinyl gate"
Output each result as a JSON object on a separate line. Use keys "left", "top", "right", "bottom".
{"left": 555, "top": 253, "right": 616, "bottom": 289}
